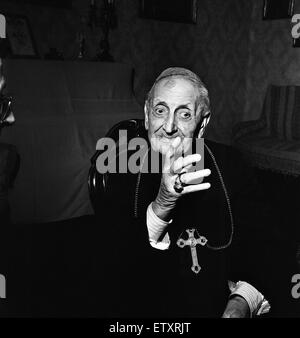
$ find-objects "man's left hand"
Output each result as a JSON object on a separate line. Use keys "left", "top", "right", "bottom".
{"left": 222, "top": 295, "right": 250, "bottom": 318}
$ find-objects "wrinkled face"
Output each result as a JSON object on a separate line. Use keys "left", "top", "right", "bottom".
{"left": 145, "top": 77, "right": 202, "bottom": 155}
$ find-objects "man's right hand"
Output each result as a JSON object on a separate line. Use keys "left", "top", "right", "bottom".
{"left": 152, "top": 136, "right": 211, "bottom": 222}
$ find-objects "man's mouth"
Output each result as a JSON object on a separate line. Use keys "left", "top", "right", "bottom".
{"left": 159, "top": 135, "right": 180, "bottom": 140}
{"left": 159, "top": 137, "right": 178, "bottom": 143}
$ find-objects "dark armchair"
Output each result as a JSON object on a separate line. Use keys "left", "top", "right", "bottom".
{"left": 88, "top": 118, "right": 146, "bottom": 214}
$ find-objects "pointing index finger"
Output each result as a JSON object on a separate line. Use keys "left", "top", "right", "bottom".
{"left": 163, "top": 137, "right": 182, "bottom": 173}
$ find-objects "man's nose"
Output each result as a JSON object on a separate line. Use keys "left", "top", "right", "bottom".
{"left": 163, "top": 113, "right": 177, "bottom": 135}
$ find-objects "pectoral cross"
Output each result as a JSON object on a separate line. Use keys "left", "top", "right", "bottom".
{"left": 176, "top": 228, "right": 207, "bottom": 274}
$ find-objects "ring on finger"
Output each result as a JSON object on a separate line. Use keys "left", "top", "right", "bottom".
{"left": 174, "top": 172, "right": 186, "bottom": 193}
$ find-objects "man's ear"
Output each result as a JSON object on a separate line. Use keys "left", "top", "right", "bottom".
{"left": 197, "top": 112, "right": 210, "bottom": 138}
{"left": 144, "top": 103, "right": 149, "bottom": 130}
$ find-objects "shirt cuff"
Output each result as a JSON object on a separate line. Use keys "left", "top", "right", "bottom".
{"left": 228, "top": 280, "right": 271, "bottom": 317}
{"left": 146, "top": 202, "right": 171, "bottom": 250}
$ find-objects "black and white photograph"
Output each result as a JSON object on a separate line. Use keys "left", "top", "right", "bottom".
{"left": 0, "top": 0, "right": 299, "bottom": 324}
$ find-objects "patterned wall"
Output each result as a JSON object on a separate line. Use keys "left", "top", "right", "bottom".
{"left": 245, "top": 0, "right": 300, "bottom": 123}
{"left": 110, "top": 0, "right": 253, "bottom": 144}
{"left": 0, "top": 0, "right": 254, "bottom": 144}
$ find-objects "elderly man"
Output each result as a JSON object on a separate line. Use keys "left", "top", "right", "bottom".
{"left": 98, "top": 68, "right": 275, "bottom": 318}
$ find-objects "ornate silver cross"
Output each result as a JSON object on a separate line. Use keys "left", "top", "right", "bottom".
{"left": 176, "top": 228, "right": 207, "bottom": 274}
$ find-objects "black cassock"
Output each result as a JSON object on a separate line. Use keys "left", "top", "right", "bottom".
{"left": 97, "top": 139, "right": 280, "bottom": 317}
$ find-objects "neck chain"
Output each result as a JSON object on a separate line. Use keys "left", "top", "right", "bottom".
{"left": 134, "top": 143, "right": 234, "bottom": 251}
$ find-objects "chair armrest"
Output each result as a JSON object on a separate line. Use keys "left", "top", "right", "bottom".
{"left": 232, "top": 118, "right": 266, "bottom": 142}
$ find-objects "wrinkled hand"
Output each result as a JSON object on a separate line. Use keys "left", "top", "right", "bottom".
{"left": 152, "top": 137, "right": 211, "bottom": 221}
{"left": 222, "top": 296, "right": 251, "bottom": 318}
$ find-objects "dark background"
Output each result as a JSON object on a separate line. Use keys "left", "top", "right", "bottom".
{"left": 0, "top": 0, "right": 299, "bottom": 317}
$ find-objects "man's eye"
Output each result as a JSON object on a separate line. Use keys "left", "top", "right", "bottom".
{"left": 154, "top": 107, "right": 167, "bottom": 116}
{"left": 179, "top": 110, "right": 192, "bottom": 120}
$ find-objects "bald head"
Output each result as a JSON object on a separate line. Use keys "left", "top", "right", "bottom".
{"left": 146, "top": 67, "right": 210, "bottom": 118}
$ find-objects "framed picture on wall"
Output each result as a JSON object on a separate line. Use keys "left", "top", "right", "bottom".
{"left": 263, "top": 0, "right": 294, "bottom": 20}
{"left": 5, "top": 14, "right": 38, "bottom": 58}
{"left": 140, "top": 0, "right": 197, "bottom": 24}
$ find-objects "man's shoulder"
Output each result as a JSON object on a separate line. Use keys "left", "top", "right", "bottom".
{"left": 203, "top": 138, "right": 253, "bottom": 191}
{"left": 204, "top": 139, "right": 242, "bottom": 164}
{"left": 204, "top": 138, "right": 235, "bottom": 150}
